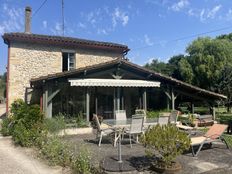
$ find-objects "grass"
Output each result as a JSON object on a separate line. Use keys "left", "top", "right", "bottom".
{"left": 222, "top": 134, "right": 232, "bottom": 148}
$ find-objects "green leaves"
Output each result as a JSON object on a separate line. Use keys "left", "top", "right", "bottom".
{"left": 143, "top": 124, "right": 190, "bottom": 167}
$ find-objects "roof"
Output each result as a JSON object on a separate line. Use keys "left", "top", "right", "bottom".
{"left": 2, "top": 32, "right": 129, "bottom": 53}
{"left": 30, "top": 59, "right": 227, "bottom": 100}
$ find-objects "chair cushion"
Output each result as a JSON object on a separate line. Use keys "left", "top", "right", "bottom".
{"left": 191, "top": 136, "right": 207, "bottom": 145}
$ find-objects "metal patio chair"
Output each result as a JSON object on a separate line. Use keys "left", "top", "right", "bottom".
{"left": 115, "top": 110, "right": 127, "bottom": 120}
{"left": 93, "top": 114, "right": 115, "bottom": 147}
{"left": 123, "top": 115, "right": 144, "bottom": 148}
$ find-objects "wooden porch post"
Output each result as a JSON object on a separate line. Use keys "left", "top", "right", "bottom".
{"left": 143, "top": 88, "right": 147, "bottom": 112}
{"left": 42, "top": 86, "right": 48, "bottom": 115}
{"left": 212, "top": 107, "right": 216, "bottom": 120}
{"left": 86, "top": 87, "right": 90, "bottom": 122}
{"left": 191, "top": 103, "right": 195, "bottom": 114}
{"left": 171, "top": 88, "right": 175, "bottom": 111}
{"left": 95, "top": 87, "right": 98, "bottom": 115}
{"left": 116, "top": 87, "right": 120, "bottom": 110}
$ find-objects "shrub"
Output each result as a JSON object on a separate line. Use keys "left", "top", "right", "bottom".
{"left": 0, "top": 117, "right": 13, "bottom": 136}
{"left": 75, "top": 113, "right": 89, "bottom": 128}
{"left": 12, "top": 121, "right": 38, "bottom": 146}
{"left": 142, "top": 124, "right": 190, "bottom": 168}
{"left": 40, "top": 136, "right": 71, "bottom": 167}
{"left": 146, "top": 109, "right": 169, "bottom": 118}
{"left": 72, "top": 147, "right": 92, "bottom": 174}
{"left": 43, "top": 116, "right": 66, "bottom": 134}
{"left": 9, "top": 99, "right": 44, "bottom": 147}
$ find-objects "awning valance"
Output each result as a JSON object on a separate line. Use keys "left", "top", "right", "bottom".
{"left": 69, "top": 78, "right": 160, "bottom": 87}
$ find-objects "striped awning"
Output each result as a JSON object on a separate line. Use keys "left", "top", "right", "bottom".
{"left": 69, "top": 78, "right": 160, "bottom": 87}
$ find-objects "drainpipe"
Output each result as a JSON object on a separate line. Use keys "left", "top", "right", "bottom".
{"left": 6, "top": 43, "right": 10, "bottom": 115}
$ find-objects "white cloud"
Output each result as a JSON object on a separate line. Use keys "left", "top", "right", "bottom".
{"left": 207, "top": 5, "right": 221, "bottom": 19}
{"left": 97, "top": 29, "right": 108, "bottom": 35}
{"left": 42, "top": 20, "right": 47, "bottom": 29}
{"left": 188, "top": 5, "right": 222, "bottom": 22}
{"left": 112, "top": 8, "right": 129, "bottom": 27}
{"left": 144, "top": 34, "right": 154, "bottom": 46}
{"left": 170, "top": 0, "right": 189, "bottom": 12}
{"left": 78, "top": 22, "right": 86, "bottom": 29}
{"left": 0, "top": 3, "right": 23, "bottom": 34}
{"left": 50, "top": 22, "right": 63, "bottom": 35}
{"left": 226, "top": 9, "right": 232, "bottom": 20}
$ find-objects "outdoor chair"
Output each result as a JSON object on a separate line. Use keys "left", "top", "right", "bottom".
{"left": 115, "top": 110, "right": 127, "bottom": 120}
{"left": 169, "top": 110, "right": 195, "bottom": 132}
{"left": 93, "top": 114, "right": 115, "bottom": 147}
{"left": 123, "top": 115, "right": 144, "bottom": 148}
{"left": 169, "top": 110, "right": 179, "bottom": 124}
{"left": 158, "top": 114, "right": 169, "bottom": 125}
{"left": 190, "top": 124, "right": 229, "bottom": 156}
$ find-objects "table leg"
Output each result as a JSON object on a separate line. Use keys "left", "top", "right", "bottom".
{"left": 117, "top": 132, "right": 123, "bottom": 163}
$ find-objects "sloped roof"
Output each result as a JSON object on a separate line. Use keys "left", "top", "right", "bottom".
{"left": 2, "top": 32, "right": 129, "bottom": 53}
{"left": 30, "top": 58, "right": 227, "bottom": 100}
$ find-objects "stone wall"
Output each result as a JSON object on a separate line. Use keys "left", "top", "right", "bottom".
{"left": 8, "top": 42, "right": 122, "bottom": 107}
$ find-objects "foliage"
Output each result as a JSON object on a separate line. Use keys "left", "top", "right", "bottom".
{"left": 216, "top": 65, "right": 232, "bottom": 112}
{"left": 177, "top": 114, "right": 196, "bottom": 127}
{"left": 142, "top": 124, "right": 190, "bottom": 167}
{"left": 43, "top": 115, "right": 66, "bottom": 134}
{"left": 7, "top": 99, "right": 45, "bottom": 147}
{"left": 91, "top": 115, "right": 103, "bottom": 129}
{"left": 186, "top": 37, "right": 232, "bottom": 90}
{"left": 144, "top": 33, "right": 232, "bottom": 110}
{"left": 144, "top": 59, "right": 172, "bottom": 76}
{"left": 0, "top": 117, "right": 13, "bottom": 136}
{"left": 75, "top": 112, "right": 89, "bottom": 128}
{"left": 40, "top": 136, "right": 71, "bottom": 167}
{"left": 71, "top": 146, "right": 92, "bottom": 174}
{"left": 217, "top": 114, "right": 232, "bottom": 124}
{"left": 146, "top": 110, "right": 161, "bottom": 118}
{"left": 64, "top": 113, "right": 89, "bottom": 128}
{"left": 0, "top": 72, "right": 6, "bottom": 99}
{"left": 146, "top": 109, "right": 169, "bottom": 118}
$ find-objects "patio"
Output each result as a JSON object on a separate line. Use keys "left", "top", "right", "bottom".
{"left": 62, "top": 131, "right": 232, "bottom": 174}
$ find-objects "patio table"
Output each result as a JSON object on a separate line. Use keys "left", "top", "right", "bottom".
{"left": 103, "top": 118, "right": 158, "bottom": 163}
{"left": 103, "top": 118, "right": 158, "bottom": 128}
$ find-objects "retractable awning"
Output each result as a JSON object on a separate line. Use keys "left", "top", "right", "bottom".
{"left": 69, "top": 78, "right": 160, "bottom": 87}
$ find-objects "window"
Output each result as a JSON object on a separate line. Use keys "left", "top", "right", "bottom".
{"left": 62, "top": 52, "right": 75, "bottom": 71}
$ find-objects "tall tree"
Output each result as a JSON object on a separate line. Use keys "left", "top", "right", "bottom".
{"left": 144, "top": 59, "right": 171, "bottom": 75}
{"left": 186, "top": 37, "right": 232, "bottom": 90}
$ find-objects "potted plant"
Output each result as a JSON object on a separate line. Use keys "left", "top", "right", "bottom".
{"left": 142, "top": 124, "right": 190, "bottom": 173}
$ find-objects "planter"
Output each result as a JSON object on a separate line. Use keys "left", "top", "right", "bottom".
{"left": 58, "top": 127, "right": 93, "bottom": 136}
{"left": 150, "top": 161, "right": 182, "bottom": 174}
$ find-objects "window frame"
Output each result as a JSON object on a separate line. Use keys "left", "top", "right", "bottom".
{"left": 62, "top": 51, "right": 76, "bottom": 71}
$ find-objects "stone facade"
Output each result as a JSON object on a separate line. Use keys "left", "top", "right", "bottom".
{"left": 8, "top": 42, "right": 122, "bottom": 107}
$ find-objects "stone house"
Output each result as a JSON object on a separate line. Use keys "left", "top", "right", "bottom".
{"left": 2, "top": 7, "right": 226, "bottom": 120}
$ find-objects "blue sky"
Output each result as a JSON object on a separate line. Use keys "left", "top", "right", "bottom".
{"left": 1, "top": 0, "right": 232, "bottom": 74}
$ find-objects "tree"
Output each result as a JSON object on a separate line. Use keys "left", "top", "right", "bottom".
{"left": 217, "top": 65, "right": 232, "bottom": 112}
{"left": 178, "top": 58, "right": 194, "bottom": 83}
{"left": 0, "top": 72, "right": 6, "bottom": 98}
{"left": 144, "top": 59, "right": 171, "bottom": 75}
{"left": 186, "top": 37, "right": 232, "bottom": 90}
{"left": 168, "top": 54, "right": 186, "bottom": 80}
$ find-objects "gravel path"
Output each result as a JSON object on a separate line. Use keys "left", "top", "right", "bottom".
{"left": 0, "top": 135, "right": 70, "bottom": 174}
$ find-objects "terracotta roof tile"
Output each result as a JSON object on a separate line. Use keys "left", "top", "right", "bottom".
{"left": 2, "top": 32, "right": 129, "bottom": 53}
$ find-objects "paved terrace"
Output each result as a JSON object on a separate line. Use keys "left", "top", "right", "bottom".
{"left": 63, "top": 131, "right": 232, "bottom": 174}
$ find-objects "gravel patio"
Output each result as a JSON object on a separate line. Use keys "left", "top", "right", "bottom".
{"left": 63, "top": 131, "right": 232, "bottom": 174}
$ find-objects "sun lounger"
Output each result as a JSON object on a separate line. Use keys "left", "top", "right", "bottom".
{"left": 190, "top": 124, "right": 229, "bottom": 156}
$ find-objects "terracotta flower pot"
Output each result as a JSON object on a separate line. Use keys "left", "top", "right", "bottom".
{"left": 150, "top": 161, "right": 182, "bottom": 174}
